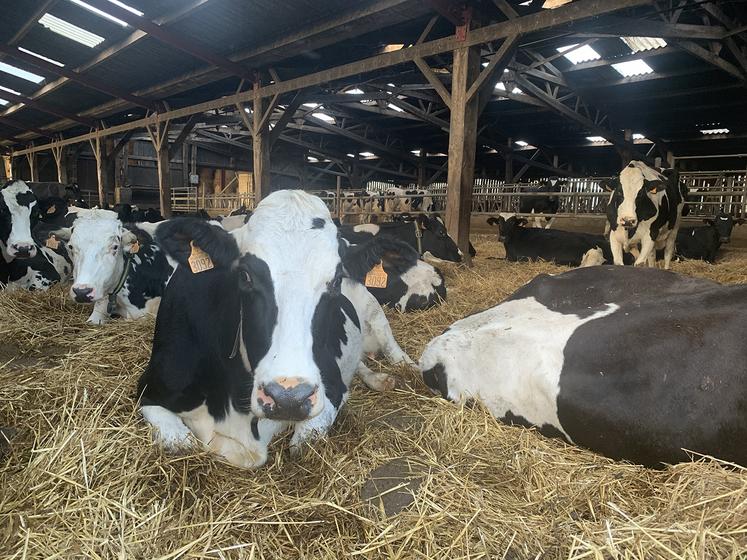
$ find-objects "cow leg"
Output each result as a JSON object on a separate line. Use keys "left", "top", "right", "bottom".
{"left": 635, "top": 235, "right": 656, "bottom": 267}
{"left": 362, "top": 306, "right": 414, "bottom": 365}
{"left": 356, "top": 362, "right": 396, "bottom": 391}
{"left": 140, "top": 405, "right": 193, "bottom": 450}
{"left": 211, "top": 415, "right": 286, "bottom": 469}
{"left": 289, "top": 394, "right": 343, "bottom": 455}
{"left": 87, "top": 299, "right": 111, "bottom": 325}
{"left": 663, "top": 233, "right": 677, "bottom": 270}
{"left": 544, "top": 217, "right": 556, "bottom": 229}
{"left": 609, "top": 229, "right": 626, "bottom": 265}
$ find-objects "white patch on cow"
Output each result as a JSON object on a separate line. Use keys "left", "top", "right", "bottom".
{"left": 617, "top": 161, "right": 664, "bottom": 227}
{"left": 352, "top": 223, "right": 380, "bottom": 235}
{"left": 289, "top": 394, "right": 343, "bottom": 454}
{"left": 232, "top": 191, "right": 355, "bottom": 420}
{"left": 141, "top": 405, "right": 193, "bottom": 449}
{"left": 396, "top": 260, "right": 443, "bottom": 311}
{"left": 579, "top": 247, "right": 605, "bottom": 268}
{"left": 1, "top": 180, "right": 37, "bottom": 260}
{"left": 219, "top": 215, "right": 246, "bottom": 232}
{"left": 419, "top": 297, "right": 619, "bottom": 440}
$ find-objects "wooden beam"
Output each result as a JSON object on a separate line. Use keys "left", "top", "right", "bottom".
{"left": 11, "top": 0, "right": 653, "bottom": 155}
{"left": 467, "top": 34, "right": 518, "bottom": 109}
{"left": 146, "top": 121, "right": 172, "bottom": 217}
{"left": 252, "top": 83, "right": 271, "bottom": 200}
{"left": 51, "top": 140, "right": 67, "bottom": 183}
{"left": 675, "top": 40, "right": 745, "bottom": 80}
{"left": 581, "top": 17, "right": 726, "bottom": 40}
{"left": 25, "top": 149, "right": 38, "bottom": 182}
{"left": 168, "top": 117, "right": 198, "bottom": 159}
{"left": 0, "top": 89, "right": 96, "bottom": 128}
{"left": 446, "top": 36, "right": 480, "bottom": 265}
{"left": 0, "top": 45, "right": 152, "bottom": 109}
{"left": 426, "top": 0, "right": 467, "bottom": 26}
{"left": 492, "top": 0, "right": 518, "bottom": 19}
{"left": 83, "top": 0, "right": 253, "bottom": 81}
{"left": 1, "top": 116, "right": 54, "bottom": 139}
{"left": 414, "top": 58, "right": 452, "bottom": 108}
{"left": 89, "top": 135, "right": 108, "bottom": 206}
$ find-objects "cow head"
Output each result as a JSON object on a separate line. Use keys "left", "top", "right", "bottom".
{"left": 487, "top": 215, "right": 527, "bottom": 242}
{"left": 0, "top": 180, "right": 41, "bottom": 261}
{"left": 610, "top": 161, "right": 668, "bottom": 229}
{"left": 157, "top": 190, "right": 415, "bottom": 423}
{"left": 67, "top": 209, "right": 140, "bottom": 303}
{"left": 415, "top": 215, "right": 462, "bottom": 262}
{"left": 705, "top": 211, "right": 745, "bottom": 244}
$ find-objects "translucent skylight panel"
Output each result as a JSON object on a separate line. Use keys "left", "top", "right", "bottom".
{"left": 586, "top": 136, "right": 607, "bottom": 143}
{"left": 0, "top": 61, "right": 44, "bottom": 83}
{"left": 611, "top": 59, "right": 654, "bottom": 77}
{"left": 311, "top": 112, "right": 335, "bottom": 124}
{"left": 69, "top": 0, "right": 128, "bottom": 27}
{"left": 345, "top": 88, "right": 364, "bottom": 94}
{"left": 302, "top": 102, "right": 320, "bottom": 109}
{"left": 359, "top": 152, "right": 375, "bottom": 158}
{"left": 700, "top": 128, "right": 729, "bottom": 135}
{"left": 632, "top": 133, "right": 645, "bottom": 140}
{"left": 0, "top": 99, "right": 8, "bottom": 106}
{"left": 17, "top": 47, "right": 65, "bottom": 67}
{"left": 515, "top": 140, "right": 528, "bottom": 147}
{"left": 621, "top": 37, "right": 667, "bottom": 53}
{"left": 107, "top": 0, "right": 143, "bottom": 16}
{"left": 39, "top": 13, "right": 105, "bottom": 48}
{"left": 556, "top": 44, "right": 601, "bottom": 64}
{"left": 387, "top": 103, "right": 404, "bottom": 112}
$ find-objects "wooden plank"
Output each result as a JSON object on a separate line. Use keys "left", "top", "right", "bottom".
{"left": 414, "top": 57, "right": 452, "bottom": 108}
{"left": 467, "top": 34, "right": 519, "bottom": 103}
{"left": 445, "top": 40, "right": 480, "bottom": 265}
{"left": 252, "top": 84, "right": 271, "bottom": 200}
{"left": 675, "top": 40, "right": 745, "bottom": 80}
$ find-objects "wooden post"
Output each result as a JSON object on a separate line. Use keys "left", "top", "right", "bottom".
{"left": 505, "top": 137, "right": 514, "bottom": 182}
{"left": 2, "top": 155, "right": 11, "bottom": 180}
{"left": 89, "top": 134, "right": 107, "bottom": 206}
{"left": 25, "top": 147, "right": 38, "bottom": 182}
{"left": 51, "top": 140, "right": 68, "bottom": 184}
{"left": 146, "top": 119, "right": 172, "bottom": 217}
{"left": 445, "top": 37, "right": 480, "bottom": 265}
{"left": 252, "top": 81, "right": 271, "bottom": 201}
{"left": 417, "top": 151, "right": 427, "bottom": 188}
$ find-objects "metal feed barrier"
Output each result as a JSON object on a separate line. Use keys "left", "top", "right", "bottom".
{"left": 170, "top": 171, "right": 747, "bottom": 221}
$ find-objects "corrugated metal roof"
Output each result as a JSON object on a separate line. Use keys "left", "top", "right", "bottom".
{"left": 621, "top": 37, "right": 668, "bottom": 53}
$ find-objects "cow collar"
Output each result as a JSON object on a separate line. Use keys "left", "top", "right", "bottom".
{"left": 413, "top": 219, "right": 423, "bottom": 255}
{"left": 106, "top": 251, "right": 135, "bottom": 316}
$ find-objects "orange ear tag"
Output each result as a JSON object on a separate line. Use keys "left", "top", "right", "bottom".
{"left": 46, "top": 205, "right": 57, "bottom": 215}
{"left": 130, "top": 240, "right": 140, "bottom": 254}
{"left": 188, "top": 240, "right": 214, "bottom": 273}
{"left": 45, "top": 234, "right": 59, "bottom": 250}
{"left": 365, "top": 262, "right": 388, "bottom": 288}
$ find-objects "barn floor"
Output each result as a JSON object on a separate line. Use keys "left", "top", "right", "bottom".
{"left": 1, "top": 236, "right": 746, "bottom": 559}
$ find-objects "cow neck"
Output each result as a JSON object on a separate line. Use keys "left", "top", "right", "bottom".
{"left": 228, "top": 302, "right": 243, "bottom": 361}
{"left": 106, "top": 251, "right": 135, "bottom": 316}
{"left": 413, "top": 220, "right": 423, "bottom": 255}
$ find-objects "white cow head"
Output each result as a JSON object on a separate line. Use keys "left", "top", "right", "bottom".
{"left": 608, "top": 161, "right": 668, "bottom": 229}
{"left": 0, "top": 180, "right": 40, "bottom": 260}
{"left": 67, "top": 209, "right": 139, "bottom": 303}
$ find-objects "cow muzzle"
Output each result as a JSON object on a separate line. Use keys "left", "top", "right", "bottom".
{"left": 71, "top": 285, "right": 96, "bottom": 303}
{"left": 618, "top": 217, "right": 638, "bottom": 229}
{"left": 255, "top": 377, "right": 320, "bottom": 421}
{"left": 9, "top": 243, "right": 37, "bottom": 259}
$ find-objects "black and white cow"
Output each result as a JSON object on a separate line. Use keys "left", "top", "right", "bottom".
{"left": 138, "top": 190, "right": 413, "bottom": 468}
{"left": 66, "top": 209, "right": 174, "bottom": 324}
{"left": 340, "top": 215, "right": 463, "bottom": 262}
{"left": 488, "top": 215, "right": 632, "bottom": 266}
{"left": 673, "top": 212, "right": 744, "bottom": 264}
{"left": 420, "top": 266, "right": 746, "bottom": 467}
{"left": 519, "top": 178, "right": 564, "bottom": 228}
{"left": 605, "top": 161, "right": 686, "bottom": 268}
{"left": 0, "top": 180, "right": 72, "bottom": 290}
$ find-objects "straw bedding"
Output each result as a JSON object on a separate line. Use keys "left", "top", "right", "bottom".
{"left": 0, "top": 235, "right": 745, "bottom": 559}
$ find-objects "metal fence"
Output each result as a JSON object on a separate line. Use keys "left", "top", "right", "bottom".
{"left": 168, "top": 170, "right": 747, "bottom": 220}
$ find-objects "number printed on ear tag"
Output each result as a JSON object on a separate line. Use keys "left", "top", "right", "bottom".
{"left": 188, "top": 240, "right": 214, "bottom": 273}
{"left": 45, "top": 235, "right": 59, "bottom": 250}
{"left": 364, "top": 262, "right": 388, "bottom": 288}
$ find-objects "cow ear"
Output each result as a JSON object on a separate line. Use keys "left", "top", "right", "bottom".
{"left": 342, "top": 236, "right": 419, "bottom": 281}
{"left": 486, "top": 217, "right": 501, "bottom": 227}
{"left": 645, "top": 179, "right": 666, "bottom": 193}
{"left": 156, "top": 217, "right": 239, "bottom": 268}
{"left": 600, "top": 178, "right": 619, "bottom": 192}
{"left": 122, "top": 230, "right": 140, "bottom": 253}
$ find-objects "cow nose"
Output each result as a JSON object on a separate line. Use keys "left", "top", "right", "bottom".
{"left": 11, "top": 243, "right": 36, "bottom": 258}
{"left": 256, "top": 377, "right": 319, "bottom": 421}
{"left": 71, "top": 285, "right": 95, "bottom": 303}
{"left": 620, "top": 218, "right": 637, "bottom": 228}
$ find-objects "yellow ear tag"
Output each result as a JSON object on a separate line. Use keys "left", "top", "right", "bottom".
{"left": 365, "top": 262, "right": 388, "bottom": 288}
{"left": 188, "top": 240, "right": 214, "bottom": 273}
{"left": 45, "top": 234, "right": 59, "bottom": 250}
{"left": 130, "top": 240, "right": 140, "bottom": 254}
{"left": 46, "top": 205, "right": 56, "bottom": 215}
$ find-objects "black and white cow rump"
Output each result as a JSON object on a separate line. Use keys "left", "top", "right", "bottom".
{"left": 488, "top": 215, "right": 632, "bottom": 266}
{"left": 67, "top": 209, "right": 174, "bottom": 323}
{"left": 340, "top": 214, "right": 463, "bottom": 262}
{"left": 1, "top": 180, "right": 72, "bottom": 290}
{"left": 605, "top": 161, "right": 687, "bottom": 268}
{"left": 139, "top": 191, "right": 412, "bottom": 468}
{"left": 519, "top": 178, "right": 564, "bottom": 228}
{"left": 420, "top": 266, "right": 746, "bottom": 468}
{"left": 673, "top": 212, "right": 744, "bottom": 264}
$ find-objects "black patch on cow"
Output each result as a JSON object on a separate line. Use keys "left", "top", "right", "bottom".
{"left": 311, "top": 217, "right": 325, "bottom": 229}
{"left": 422, "top": 363, "right": 449, "bottom": 400}
{"left": 311, "top": 292, "right": 355, "bottom": 408}
{"left": 501, "top": 410, "right": 567, "bottom": 441}
{"left": 341, "top": 235, "right": 418, "bottom": 282}
{"left": 236, "top": 254, "right": 279, "bottom": 369}
{"left": 122, "top": 225, "right": 174, "bottom": 310}
{"left": 15, "top": 191, "right": 36, "bottom": 209}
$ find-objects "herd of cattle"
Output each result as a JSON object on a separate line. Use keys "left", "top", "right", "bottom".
{"left": 1, "top": 159, "right": 744, "bottom": 469}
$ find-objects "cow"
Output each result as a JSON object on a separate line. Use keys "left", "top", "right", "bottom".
{"left": 0, "top": 180, "right": 72, "bottom": 290}
{"left": 673, "top": 212, "right": 744, "bottom": 264}
{"left": 340, "top": 214, "right": 463, "bottom": 262}
{"left": 488, "top": 215, "right": 632, "bottom": 266}
{"left": 66, "top": 209, "right": 174, "bottom": 324}
{"left": 138, "top": 190, "right": 413, "bottom": 468}
{"left": 341, "top": 237, "right": 446, "bottom": 312}
{"left": 420, "top": 266, "right": 747, "bottom": 468}
{"left": 605, "top": 161, "right": 686, "bottom": 268}
{"left": 404, "top": 189, "right": 436, "bottom": 213}
{"left": 519, "top": 178, "right": 564, "bottom": 228}
{"left": 579, "top": 247, "right": 605, "bottom": 267}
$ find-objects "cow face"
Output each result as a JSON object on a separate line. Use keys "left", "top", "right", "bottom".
{"left": 417, "top": 215, "right": 462, "bottom": 262}
{"left": 0, "top": 180, "right": 41, "bottom": 260}
{"left": 612, "top": 161, "right": 667, "bottom": 228}
{"left": 487, "top": 215, "right": 527, "bottom": 242}
{"left": 705, "top": 212, "right": 745, "bottom": 244}
{"left": 67, "top": 209, "right": 139, "bottom": 303}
